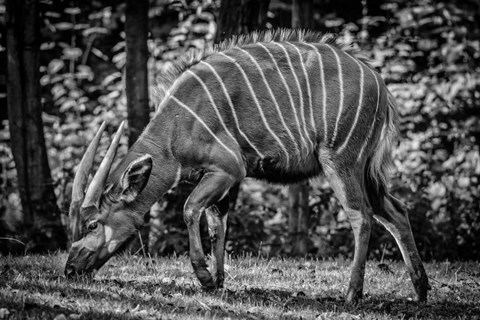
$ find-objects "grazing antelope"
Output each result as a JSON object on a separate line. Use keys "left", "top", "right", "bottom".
{"left": 65, "top": 29, "right": 429, "bottom": 304}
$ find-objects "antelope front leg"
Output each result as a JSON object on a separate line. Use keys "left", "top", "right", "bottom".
{"left": 184, "top": 171, "right": 236, "bottom": 290}
{"left": 345, "top": 207, "right": 371, "bottom": 304}
{"left": 205, "top": 196, "right": 229, "bottom": 288}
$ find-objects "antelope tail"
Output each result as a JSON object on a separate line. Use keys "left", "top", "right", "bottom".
{"left": 365, "top": 90, "right": 399, "bottom": 209}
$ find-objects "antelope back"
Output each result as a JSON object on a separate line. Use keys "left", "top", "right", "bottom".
{"left": 155, "top": 29, "right": 395, "bottom": 184}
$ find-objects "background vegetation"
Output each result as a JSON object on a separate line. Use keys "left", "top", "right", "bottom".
{"left": 0, "top": 0, "right": 479, "bottom": 261}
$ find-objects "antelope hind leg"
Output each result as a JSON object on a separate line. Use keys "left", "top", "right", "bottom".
{"left": 184, "top": 171, "right": 236, "bottom": 290}
{"left": 324, "top": 167, "right": 372, "bottom": 305}
{"left": 373, "top": 194, "right": 430, "bottom": 302}
{"left": 205, "top": 196, "right": 229, "bottom": 288}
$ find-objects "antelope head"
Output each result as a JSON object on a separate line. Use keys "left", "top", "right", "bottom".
{"left": 65, "top": 122, "right": 153, "bottom": 278}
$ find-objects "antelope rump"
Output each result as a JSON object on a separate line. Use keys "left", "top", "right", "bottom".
{"left": 64, "top": 29, "right": 430, "bottom": 304}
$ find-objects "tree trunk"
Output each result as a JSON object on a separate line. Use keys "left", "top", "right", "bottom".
{"left": 287, "top": 0, "right": 314, "bottom": 256}
{"left": 125, "top": 0, "right": 150, "bottom": 254}
{"left": 291, "top": 0, "right": 314, "bottom": 29}
{"left": 126, "top": 0, "right": 150, "bottom": 145}
{"left": 5, "top": 0, "right": 67, "bottom": 253}
{"left": 216, "top": 0, "right": 271, "bottom": 42}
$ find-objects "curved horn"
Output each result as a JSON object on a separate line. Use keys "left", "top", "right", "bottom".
{"left": 82, "top": 121, "right": 125, "bottom": 208}
{"left": 71, "top": 121, "right": 107, "bottom": 204}
{"left": 69, "top": 122, "right": 106, "bottom": 241}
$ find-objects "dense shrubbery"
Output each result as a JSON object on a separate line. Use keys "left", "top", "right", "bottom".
{"left": 1, "top": 0, "right": 479, "bottom": 260}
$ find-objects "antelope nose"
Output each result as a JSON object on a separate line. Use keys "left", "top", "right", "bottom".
{"left": 65, "top": 264, "right": 75, "bottom": 278}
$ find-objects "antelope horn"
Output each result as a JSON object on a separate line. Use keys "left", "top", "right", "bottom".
{"left": 82, "top": 121, "right": 125, "bottom": 209}
{"left": 71, "top": 121, "right": 107, "bottom": 204}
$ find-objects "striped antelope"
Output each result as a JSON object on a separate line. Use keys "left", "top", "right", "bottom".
{"left": 65, "top": 29, "right": 430, "bottom": 304}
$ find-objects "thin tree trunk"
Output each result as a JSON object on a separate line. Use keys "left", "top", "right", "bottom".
{"left": 6, "top": 0, "right": 67, "bottom": 252}
{"left": 125, "top": 0, "right": 150, "bottom": 254}
{"left": 126, "top": 0, "right": 150, "bottom": 145}
{"left": 288, "top": 183, "right": 310, "bottom": 255}
{"left": 288, "top": 0, "right": 314, "bottom": 256}
{"left": 216, "top": 0, "right": 270, "bottom": 42}
{"left": 291, "top": 0, "right": 314, "bottom": 30}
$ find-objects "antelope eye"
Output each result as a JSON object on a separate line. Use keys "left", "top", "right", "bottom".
{"left": 88, "top": 221, "right": 99, "bottom": 232}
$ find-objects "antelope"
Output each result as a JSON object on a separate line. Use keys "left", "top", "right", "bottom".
{"left": 65, "top": 29, "right": 430, "bottom": 304}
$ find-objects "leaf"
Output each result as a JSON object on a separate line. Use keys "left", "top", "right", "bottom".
{"left": 112, "top": 52, "right": 126, "bottom": 69}
{"left": 76, "top": 65, "right": 93, "bottom": 81}
{"left": 0, "top": 308, "right": 10, "bottom": 319}
{"left": 82, "top": 27, "right": 108, "bottom": 37}
{"left": 55, "top": 22, "right": 74, "bottom": 31}
{"left": 325, "top": 18, "right": 345, "bottom": 28}
{"left": 457, "top": 177, "right": 470, "bottom": 188}
{"left": 62, "top": 47, "right": 82, "bottom": 60}
{"left": 102, "top": 72, "right": 122, "bottom": 86}
{"left": 64, "top": 7, "right": 81, "bottom": 15}
{"left": 74, "top": 24, "right": 89, "bottom": 31}
{"left": 51, "top": 84, "right": 66, "bottom": 101}
{"left": 48, "top": 59, "right": 64, "bottom": 74}
{"left": 91, "top": 48, "right": 109, "bottom": 61}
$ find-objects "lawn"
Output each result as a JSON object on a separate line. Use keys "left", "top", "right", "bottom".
{"left": 0, "top": 253, "right": 479, "bottom": 319}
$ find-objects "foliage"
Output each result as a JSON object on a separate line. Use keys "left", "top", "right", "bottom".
{"left": 370, "top": 0, "right": 480, "bottom": 260}
{"left": 1, "top": 253, "right": 480, "bottom": 319}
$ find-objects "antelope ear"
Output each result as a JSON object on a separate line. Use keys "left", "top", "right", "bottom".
{"left": 119, "top": 154, "right": 153, "bottom": 203}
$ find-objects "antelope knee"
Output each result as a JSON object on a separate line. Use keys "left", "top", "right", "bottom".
{"left": 184, "top": 207, "right": 201, "bottom": 226}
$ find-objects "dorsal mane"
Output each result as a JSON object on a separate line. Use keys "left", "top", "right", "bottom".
{"left": 154, "top": 28, "right": 371, "bottom": 109}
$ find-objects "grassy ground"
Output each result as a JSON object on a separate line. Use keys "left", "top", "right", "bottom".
{"left": 0, "top": 253, "right": 479, "bottom": 320}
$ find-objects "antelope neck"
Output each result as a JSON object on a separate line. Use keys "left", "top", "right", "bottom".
{"left": 106, "top": 115, "right": 180, "bottom": 215}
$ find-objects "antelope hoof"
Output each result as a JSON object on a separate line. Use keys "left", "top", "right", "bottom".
{"left": 345, "top": 287, "right": 363, "bottom": 306}
{"left": 215, "top": 273, "right": 225, "bottom": 288}
{"left": 413, "top": 283, "right": 430, "bottom": 303}
{"left": 196, "top": 270, "right": 216, "bottom": 291}
{"left": 202, "top": 281, "right": 217, "bottom": 292}
{"left": 412, "top": 272, "right": 430, "bottom": 303}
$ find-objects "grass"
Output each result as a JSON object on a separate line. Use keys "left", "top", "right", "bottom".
{"left": 0, "top": 253, "right": 479, "bottom": 319}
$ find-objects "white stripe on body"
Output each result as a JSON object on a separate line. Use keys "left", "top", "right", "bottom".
{"left": 154, "top": 72, "right": 189, "bottom": 116}
{"left": 336, "top": 54, "right": 365, "bottom": 154}
{"left": 286, "top": 42, "right": 317, "bottom": 141}
{"left": 256, "top": 43, "right": 309, "bottom": 152}
{"left": 219, "top": 52, "right": 291, "bottom": 167}
{"left": 234, "top": 47, "right": 301, "bottom": 156}
{"left": 273, "top": 42, "right": 314, "bottom": 151}
{"left": 304, "top": 43, "right": 328, "bottom": 144}
{"left": 199, "top": 61, "right": 265, "bottom": 159}
{"left": 187, "top": 70, "right": 241, "bottom": 151}
{"left": 171, "top": 165, "right": 182, "bottom": 189}
{"left": 325, "top": 44, "right": 344, "bottom": 147}
{"left": 170, "top": 95, "right": 242, "bottom": 166}
{"left": 357, "top": 68, "right": 381, "bottom": 161}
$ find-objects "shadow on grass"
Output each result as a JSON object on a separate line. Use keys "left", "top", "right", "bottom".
{"left": 3, "top": 279, "right": 260, "bottom": 320}
{"left": 0, "top": 300, "right": 131, "bottom": 320}
{"left": 3, "top": 267, "right": 480, "bottom": 319}
{"left": 96, "top": 278, "right": 480, "bottom": 319}
{"left": 229, "top": 286, "right": 480, "bottom": 319}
